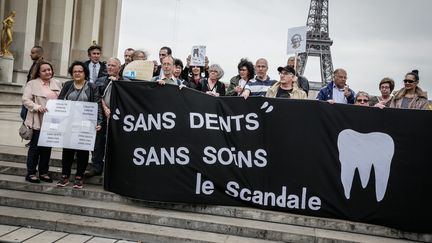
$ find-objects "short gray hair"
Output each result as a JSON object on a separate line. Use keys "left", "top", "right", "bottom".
{"left": 355, "top": 91, "right": 370, "bottom": 100}
{"left": 208, "top": 64, "right": 224, "bottom": 80}
{"left": 108, "top": 57, "right": 121, "bottom": 67}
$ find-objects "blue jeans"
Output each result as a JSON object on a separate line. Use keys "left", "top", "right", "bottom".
{"left": 26, "top": 130, "right": 52, "bottom": 176}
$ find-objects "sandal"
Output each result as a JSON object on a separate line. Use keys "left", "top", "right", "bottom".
{"left": 39, "top": 174, "right": 53, "bottom": 183}
{"left": 25, "top": 175, "right": 40, "bottom": 183}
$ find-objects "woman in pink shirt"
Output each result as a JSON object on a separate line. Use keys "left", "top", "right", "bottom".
{"left": 22, "top": 61, "right": 62, "bottom": 183}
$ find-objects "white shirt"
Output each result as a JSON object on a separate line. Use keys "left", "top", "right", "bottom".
{"left": 332, "top": 84, "right": 347, "bottom": 104}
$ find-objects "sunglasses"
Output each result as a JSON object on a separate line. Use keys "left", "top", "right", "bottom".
{"left": 356, "top": 99, "right": 369, "bottom": 103}
{"left": 404, "top": 79, "right": 416, "bottom": 83}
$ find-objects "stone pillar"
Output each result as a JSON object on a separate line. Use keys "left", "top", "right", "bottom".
{"left": 59, "top": 0, "right": 74, "bottom": 76}
{"left": 0, "top": 56, "right": 14, "bottom": 83}
{"left": 112, "top": 0, "right": 122, "bottom": 56}
{"left": 22, "top": 0, "right": 38, "bottom": 71}
{"left": 91, "top": 0, "right": 102, "bottom": 43}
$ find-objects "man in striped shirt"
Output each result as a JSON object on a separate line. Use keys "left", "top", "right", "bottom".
{"left": 248, "top": 58, "right": 277, "bottom": 96}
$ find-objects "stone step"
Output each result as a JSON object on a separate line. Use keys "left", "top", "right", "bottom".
{"left": 0, "top": 91, "right": 23, "bottom": 106}
{"left": 0, "top": 174, "right": 428, "bottom": 242}
{"left": 0, "top": 174, "right": 125, "bottom": 203}
{"left": 0, "top": 160, "right": 102, "bottom": 185}
{"left": 0, "top": 82, "right": 23, "bottom": 92}
{"left": 0, "top": 103, "right": 21, "bottom": 109}
{"left": 0, "top": 82, "right": 23, "bottom": 108}
{"left": 0, "top": 188, "right": 321, "bottom": 242}
{"left": 0, "top": 205, "right": 281, "bottom": 243}
{"left": 0, "top": 146, "right": 85, "bottom": 170}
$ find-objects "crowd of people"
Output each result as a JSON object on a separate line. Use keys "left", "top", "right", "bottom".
{"left": 21, "top": 44, "right": 431, "bottom": 188}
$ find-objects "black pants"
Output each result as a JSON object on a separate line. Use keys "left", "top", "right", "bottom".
{"left": 61, "top": 148, "right": 89, "bottom": 178}
{"left": 91, "top": 122, "right": 107, "bottom": 173}
{"left": 26, "top": 130, "right": 52, "bottom": 176}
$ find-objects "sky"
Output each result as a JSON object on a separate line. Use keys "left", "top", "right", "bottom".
{"left": 118, "top": 0, "right": 432, "bottom": 97}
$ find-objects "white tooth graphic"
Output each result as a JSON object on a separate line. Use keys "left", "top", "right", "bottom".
{"left": 337, "top": 129, "right": 394, "bottom": 202}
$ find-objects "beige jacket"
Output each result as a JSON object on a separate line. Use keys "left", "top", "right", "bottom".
{"left": 266, "top": 81, "right": 307, "bottom": 99}
{"left": 389, "top": 87, "right": 430, "bottom": 110}
{"left": 22, "top": 78, "right": 62, "bottom": 130}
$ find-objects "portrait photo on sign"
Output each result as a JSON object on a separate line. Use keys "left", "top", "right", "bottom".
{"left": 287, "top": 26, "right": 307, "bottom": 54}
{"left": 190, "top": 45, "right": 206, "bottom": 66}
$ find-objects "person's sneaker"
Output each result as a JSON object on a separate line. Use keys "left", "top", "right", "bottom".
{"left": 73, "top": 177, "right": 83, "bottom": 189}
{"left": 56, "top": 175, "right": 69, "bottom": 187}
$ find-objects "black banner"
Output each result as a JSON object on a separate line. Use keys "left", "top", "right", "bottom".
{"left": 105, "top": 81, "right": 432, "bottom": 233}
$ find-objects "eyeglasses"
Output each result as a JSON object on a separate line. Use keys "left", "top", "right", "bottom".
{"left": 380, "top": 86, "right": 390, "bottom": 89}
{"left": 403, "top": 79, "right": 416, "bottom": 83}
{"left": 356, "top": 99, "right": 369, "bottom": 103}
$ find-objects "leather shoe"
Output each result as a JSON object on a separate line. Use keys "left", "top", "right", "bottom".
{"left": 84, "top": 169, "right": 102, "bottom": 178}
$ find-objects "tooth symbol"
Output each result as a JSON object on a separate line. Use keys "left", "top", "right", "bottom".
{"left": 337, "top": 129, "right": 394, "bottom": 202}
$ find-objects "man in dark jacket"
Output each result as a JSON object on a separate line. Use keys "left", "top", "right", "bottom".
{"left": 21, "top": 46, "right": 44, "bottom": 122}
{"left": 85, "top": 58, "right": 122, "bottom": 177}
{"left": 287, "top": 56, "right": 310, "bottom": 96}
{"left": 84, "top": 45, "right": 107, "bottom": 83}
{"left": 316, "top": 68, "right": 355, "bottom": 104}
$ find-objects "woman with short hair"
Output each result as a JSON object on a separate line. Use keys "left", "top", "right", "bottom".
{"left": 354, "top": 91, "right": 370, "bottom": 107}
{"left": 56, "top": 61, "right": 102, "bottom": 189}
{"left": 226, "top": 58, "right": 255, "bottom": 97}
{"left": 369, "top": 77, "right": 395, "bottom": 108}
{"left": 200, "top": 64, "right": 226, "bottom": 96}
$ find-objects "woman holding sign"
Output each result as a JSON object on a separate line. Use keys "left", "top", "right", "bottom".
{"left": 22, "top": 61, "right": 62, "bottom": 183}
{"left": 56, "top": 61, "right": 102, "bottom": 189}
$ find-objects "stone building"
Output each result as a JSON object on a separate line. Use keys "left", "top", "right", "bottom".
{"left": 0, "top": 0, "right": 122, "bottom": 88}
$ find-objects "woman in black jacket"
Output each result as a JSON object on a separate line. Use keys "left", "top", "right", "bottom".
{"left": 56, "top": 61, "right": 102, "bottom": 189}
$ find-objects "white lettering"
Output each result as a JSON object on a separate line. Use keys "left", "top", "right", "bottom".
{"left": 123, "top": 115, "right": 135, "bottom": 132}
{"left": 190, "top": 113, "right": 204, "bottom": 128}
{"left": 132, "top": 147, "right": 190, "bottom": 166}
{"left": 225, "top": 182, "right": 321, "bottom": 211}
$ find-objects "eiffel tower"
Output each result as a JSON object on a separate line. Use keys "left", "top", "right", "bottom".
{"left": 298, "top": 0, "right": 334, "bottom": 90}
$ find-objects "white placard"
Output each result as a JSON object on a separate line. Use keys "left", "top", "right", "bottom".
{"left": 287, "top": 26, "right": 307, "bottom": 54}
{"left": 38, "top": 100, "right": 98, "bottom": 151}
{"left": 190, "top": 45, "right": 206, "bottom": 66}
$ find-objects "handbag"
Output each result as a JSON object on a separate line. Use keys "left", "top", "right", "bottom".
{"left": 19, "top": 122, "right": 33, "bottom": 140}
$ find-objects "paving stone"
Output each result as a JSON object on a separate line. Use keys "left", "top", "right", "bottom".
{"left": 0, "top": 227, "right": 42, "bottom": 242}
{"left": 0, "top": 224, "right": 19, "bottom": 237}
{"left": 55, "top": 233, "right": 92, "bottom": 243}
{"left": 86, "top": 237, "right": 118, "bottom": 243}
{"left": 23, "top": 230, "right": 68, "bottom": 243}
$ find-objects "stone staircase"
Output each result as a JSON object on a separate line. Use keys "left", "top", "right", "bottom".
{"left": 0, "top": 146, "right": 430, "bottom": 243}
{"left": 0, "top": 82, "right": 24, "bottom": 109}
